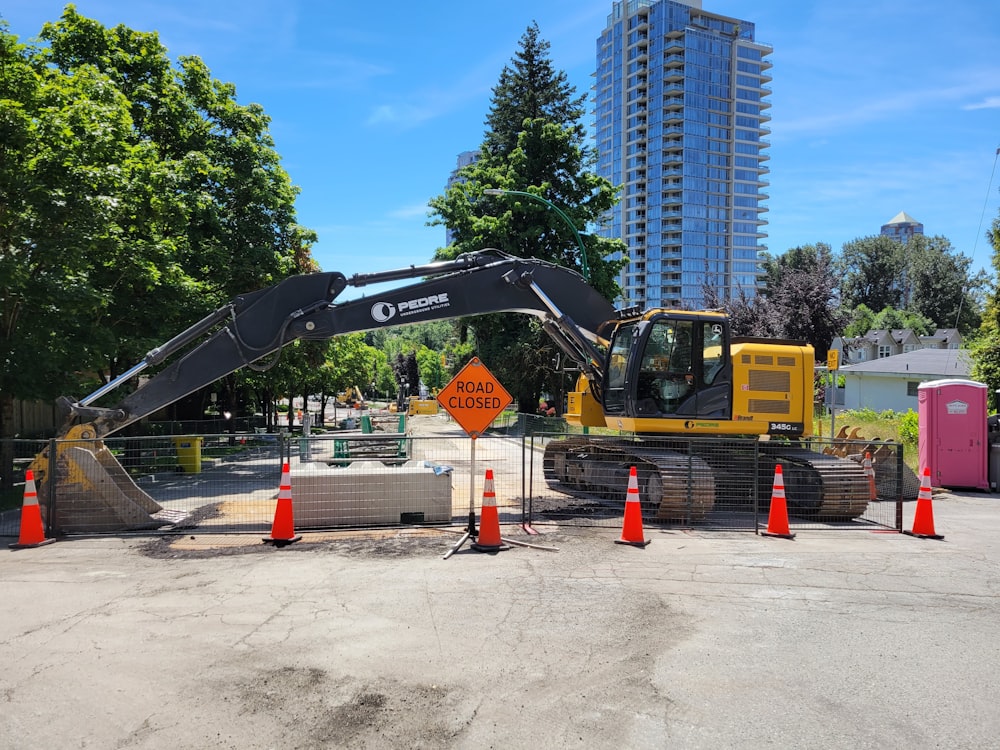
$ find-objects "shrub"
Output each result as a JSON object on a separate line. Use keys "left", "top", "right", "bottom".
{"left": 898, "top": 409, "right": 918, "bottom": 444}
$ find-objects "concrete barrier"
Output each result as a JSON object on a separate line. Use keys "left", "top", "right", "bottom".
{"left": 289, "top": 461, "right": 452, "bottom": 526}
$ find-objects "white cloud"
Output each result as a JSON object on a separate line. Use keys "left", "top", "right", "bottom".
{"left": 963, "top": 96, "right": 1000, "bottom": 110}
{"left": 387, "top": 203, "right": 432, "bottom": 220}
{"left": 365, "top": 103, "right": 437, "bottom": 127}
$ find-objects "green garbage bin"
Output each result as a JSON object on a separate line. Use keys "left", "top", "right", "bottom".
{"left": 172, "top": 437, "right": 203, "bottom": 473}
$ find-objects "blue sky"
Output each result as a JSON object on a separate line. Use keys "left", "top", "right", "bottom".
{"left": 4, "top": 0, "right": 1000, "bottom": 289}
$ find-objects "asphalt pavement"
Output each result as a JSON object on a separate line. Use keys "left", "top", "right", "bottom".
{"left": 2, "top": 487, "right": 999, "bottom": 749}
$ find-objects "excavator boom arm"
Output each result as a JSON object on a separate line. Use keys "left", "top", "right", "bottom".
{"left": 68, "top": 250, "right": 617, "bottom": 436}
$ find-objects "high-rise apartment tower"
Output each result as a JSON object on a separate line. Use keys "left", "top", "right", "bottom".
{"left": 880, "top": 211, "right": 924, "bottom": 244}
{"left": 595, "top": 0, "right": 772, "bottom": 308}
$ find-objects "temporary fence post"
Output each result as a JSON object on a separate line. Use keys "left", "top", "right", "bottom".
{"left": 753, "top": 438, "right": 761, "bottom": 532}
{"left": 522, "top": 433, "right": 528, "bottom": 526}
{"left": 896, "top": 442, "right": 905, "bottom": 532}
{"left": 47, "top": 437, "right": 57, "bottom": 535}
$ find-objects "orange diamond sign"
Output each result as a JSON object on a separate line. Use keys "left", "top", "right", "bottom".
{"left": 436, "top": 357, "right": 512, "bottom": 438}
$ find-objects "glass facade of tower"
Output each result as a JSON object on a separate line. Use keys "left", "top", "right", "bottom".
{"left": 595, "top": 0, "right": 772, "bottom": 309}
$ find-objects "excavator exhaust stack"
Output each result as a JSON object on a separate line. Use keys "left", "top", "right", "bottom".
{"left": 29, "top": 425, "right": 191, "bottom": 533}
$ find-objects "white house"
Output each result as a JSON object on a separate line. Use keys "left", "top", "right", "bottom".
{"left": 838, "top": 348, "right": 972, "bottom": 413}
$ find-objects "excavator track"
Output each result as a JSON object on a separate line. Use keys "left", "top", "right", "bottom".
{"left": 543, "top": 437, "right": 871, "bottom": 523}
{"left": 759, "top": 445, "right": 871, "bottom": 520}
{"left": 543, "top": 437, "right": 715, "bottom": 522}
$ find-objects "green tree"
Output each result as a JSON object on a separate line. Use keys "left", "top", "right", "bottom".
{"left": 902, "top": 234, "right": 984, "bottom": 333}
{"left": 39, "top": 9, "right": 316, "bottom": 371}
{"left": 481, "top": 22, "right": 586, "bottom": 160}
{"left": 761, "top": 243, "right": 845, "bottom": 357}
{"left": 415, "top": 345, "right": 446, "bottom": 392}
{"left": 985, "top": 211, "right": 1000, "bottom": 329}
{"left": 972, "top": 209, "right": 1000, "bottom": 409}
{"left": 838, "top": 235, "right": 906, "bottom": 312}
{"left": 427, "top": 24, "right": 625, "bottom": 410}
{"left": 0, "top": 10, "right": 315, "bottom": 453}
{"left": 843, "top": 305, "right": 935, "bottom": 337}
{"left": 842, "top": 304, "right": 876, "bottom": 338}
{"left": 1, "top": 20, "right": 144, "bottom": 444}
{"left": 971, "top": 330, "right": 1000, "bottom": 411}
{"left": 870, "top": 307, "right": 934, "bottom": 335}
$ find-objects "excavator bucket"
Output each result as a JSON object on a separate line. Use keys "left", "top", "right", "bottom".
{"left": 29, "top": 425, "right": 191, "bottom": 533}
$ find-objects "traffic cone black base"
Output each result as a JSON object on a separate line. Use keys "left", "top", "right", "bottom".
{"left": 902, "top": 530, "right": 944, "bottom": 540}
{"left": 614, "top": 538, "right": 652, "bottom": 548}
{"left": 760, "top": 530, "right": 796, "bottom": 540}
{"left": 262, "top": 535, "right": 303, "bottom": 547}
{"left": 471, "top": 541, "right": 511, "bottom": 552}
{"left": 9, "top": 538, "right": 56, "bottom": 550}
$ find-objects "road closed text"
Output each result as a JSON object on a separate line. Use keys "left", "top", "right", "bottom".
{"left": 445, "top": 380, "right": 507, "bottom": 410}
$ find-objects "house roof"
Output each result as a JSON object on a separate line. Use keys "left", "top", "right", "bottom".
{"left": 885, "top": 211, "right": 921, "bottom": 225}
{"left": 888, "top": 328, "right": 921, "bottom": 343}
{"left": 840, "top": 348, "right": 971, "bottom": 378}
{"left": 933, "top": 328, "right": 961, "bottom": 342}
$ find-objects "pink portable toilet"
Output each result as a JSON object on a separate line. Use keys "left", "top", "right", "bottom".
{"left": 917, "top": 379, "right": 989, "bottom": 490}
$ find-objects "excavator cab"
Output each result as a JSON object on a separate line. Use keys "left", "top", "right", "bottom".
{"left": 602, "top": 311, "right": 732, "bottom": 421}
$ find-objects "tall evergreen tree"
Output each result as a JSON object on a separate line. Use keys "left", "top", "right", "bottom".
{"left": 482, "top": 23, "right": 586, "bottom": 159}
{"left": 428, "top": 24, "right": 625, "bottom": 411}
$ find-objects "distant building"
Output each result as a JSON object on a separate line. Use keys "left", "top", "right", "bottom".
{"left": 830, "top": 328, "right": 962, "bottom": 365}
{"left": 880, "top": 211, "right": 924, "bottom": 244}
{"left": 594, "top": 0, "right": 772, "bottom": 309}
{"left": 445, "top": 151, "right": 480, "bottom": 246}
{"left": 838, "top": 348, "right": 972, "bottom": 413}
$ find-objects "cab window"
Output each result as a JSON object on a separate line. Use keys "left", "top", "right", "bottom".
{"left": 604, "top": 322, "right": 636, "bottom": 412}
{"left": 703, "top": 323, "right": 725, "bottom": 384}
{"left": 636, "top": 320, "right": 694, "bottom": 414}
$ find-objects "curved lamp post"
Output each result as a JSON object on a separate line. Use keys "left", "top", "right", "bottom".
{"left": 484, "top": 188, "right": 590, "bottom": 282}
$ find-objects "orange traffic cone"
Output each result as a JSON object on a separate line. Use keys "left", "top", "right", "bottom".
{"left": 9, "top": 469, "right": 56, "bottom": 549}
{"left": 863, "top": 452, "right": 877, "bottom": 501}
{"left": 904, "top": 467, "right": 943, "bottom": 539}
{"left": 472, "top": 469, "right": 509, "bottom": 552}
{"left": 263, "top": 463, "right": 302, "bottom": 547}
{"left": 616, "top": 466, "right": 650, "bottom": 547}
{"left": 761, "top": 464, "right": 795, "bottom": 539}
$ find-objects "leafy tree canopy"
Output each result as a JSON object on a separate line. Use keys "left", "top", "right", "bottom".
{"left": 837, "top": 235, "right": 905, "bottom": 313}
{"left": 901, "top": 235, "right": 984, "bottom": 333}
{"left": 0, "top": 9, "right": 315, "bottom": 439}
{"left": 760, "top": 242, "right": 845, "bottom": 357}
{"left": 842, "top": 304, "right": 934, "bottom": 337}
{"left": 836, "top": 233, "right": 982, "bottom": 335}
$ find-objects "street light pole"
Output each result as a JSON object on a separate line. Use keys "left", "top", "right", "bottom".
{"left": 484, "top": 188, "right": 590, "bottom": 282}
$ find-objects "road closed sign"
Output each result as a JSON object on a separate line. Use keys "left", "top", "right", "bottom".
{"left": 436, "top": 357, "right": 512, "bottom": 438}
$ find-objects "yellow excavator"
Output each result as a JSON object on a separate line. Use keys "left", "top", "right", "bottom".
{"left": 336, "top": 386, "right": 365, "bottom": 407}
{"left": 31, "top": 249, "right": 869, "bottom": 531}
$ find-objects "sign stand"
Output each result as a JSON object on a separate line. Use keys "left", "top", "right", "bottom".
{"left": 442, "top": 436, "right": 478, "bottom": 560}
{"left": 436, "top": 358, "right": 512, "bottom": 559}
